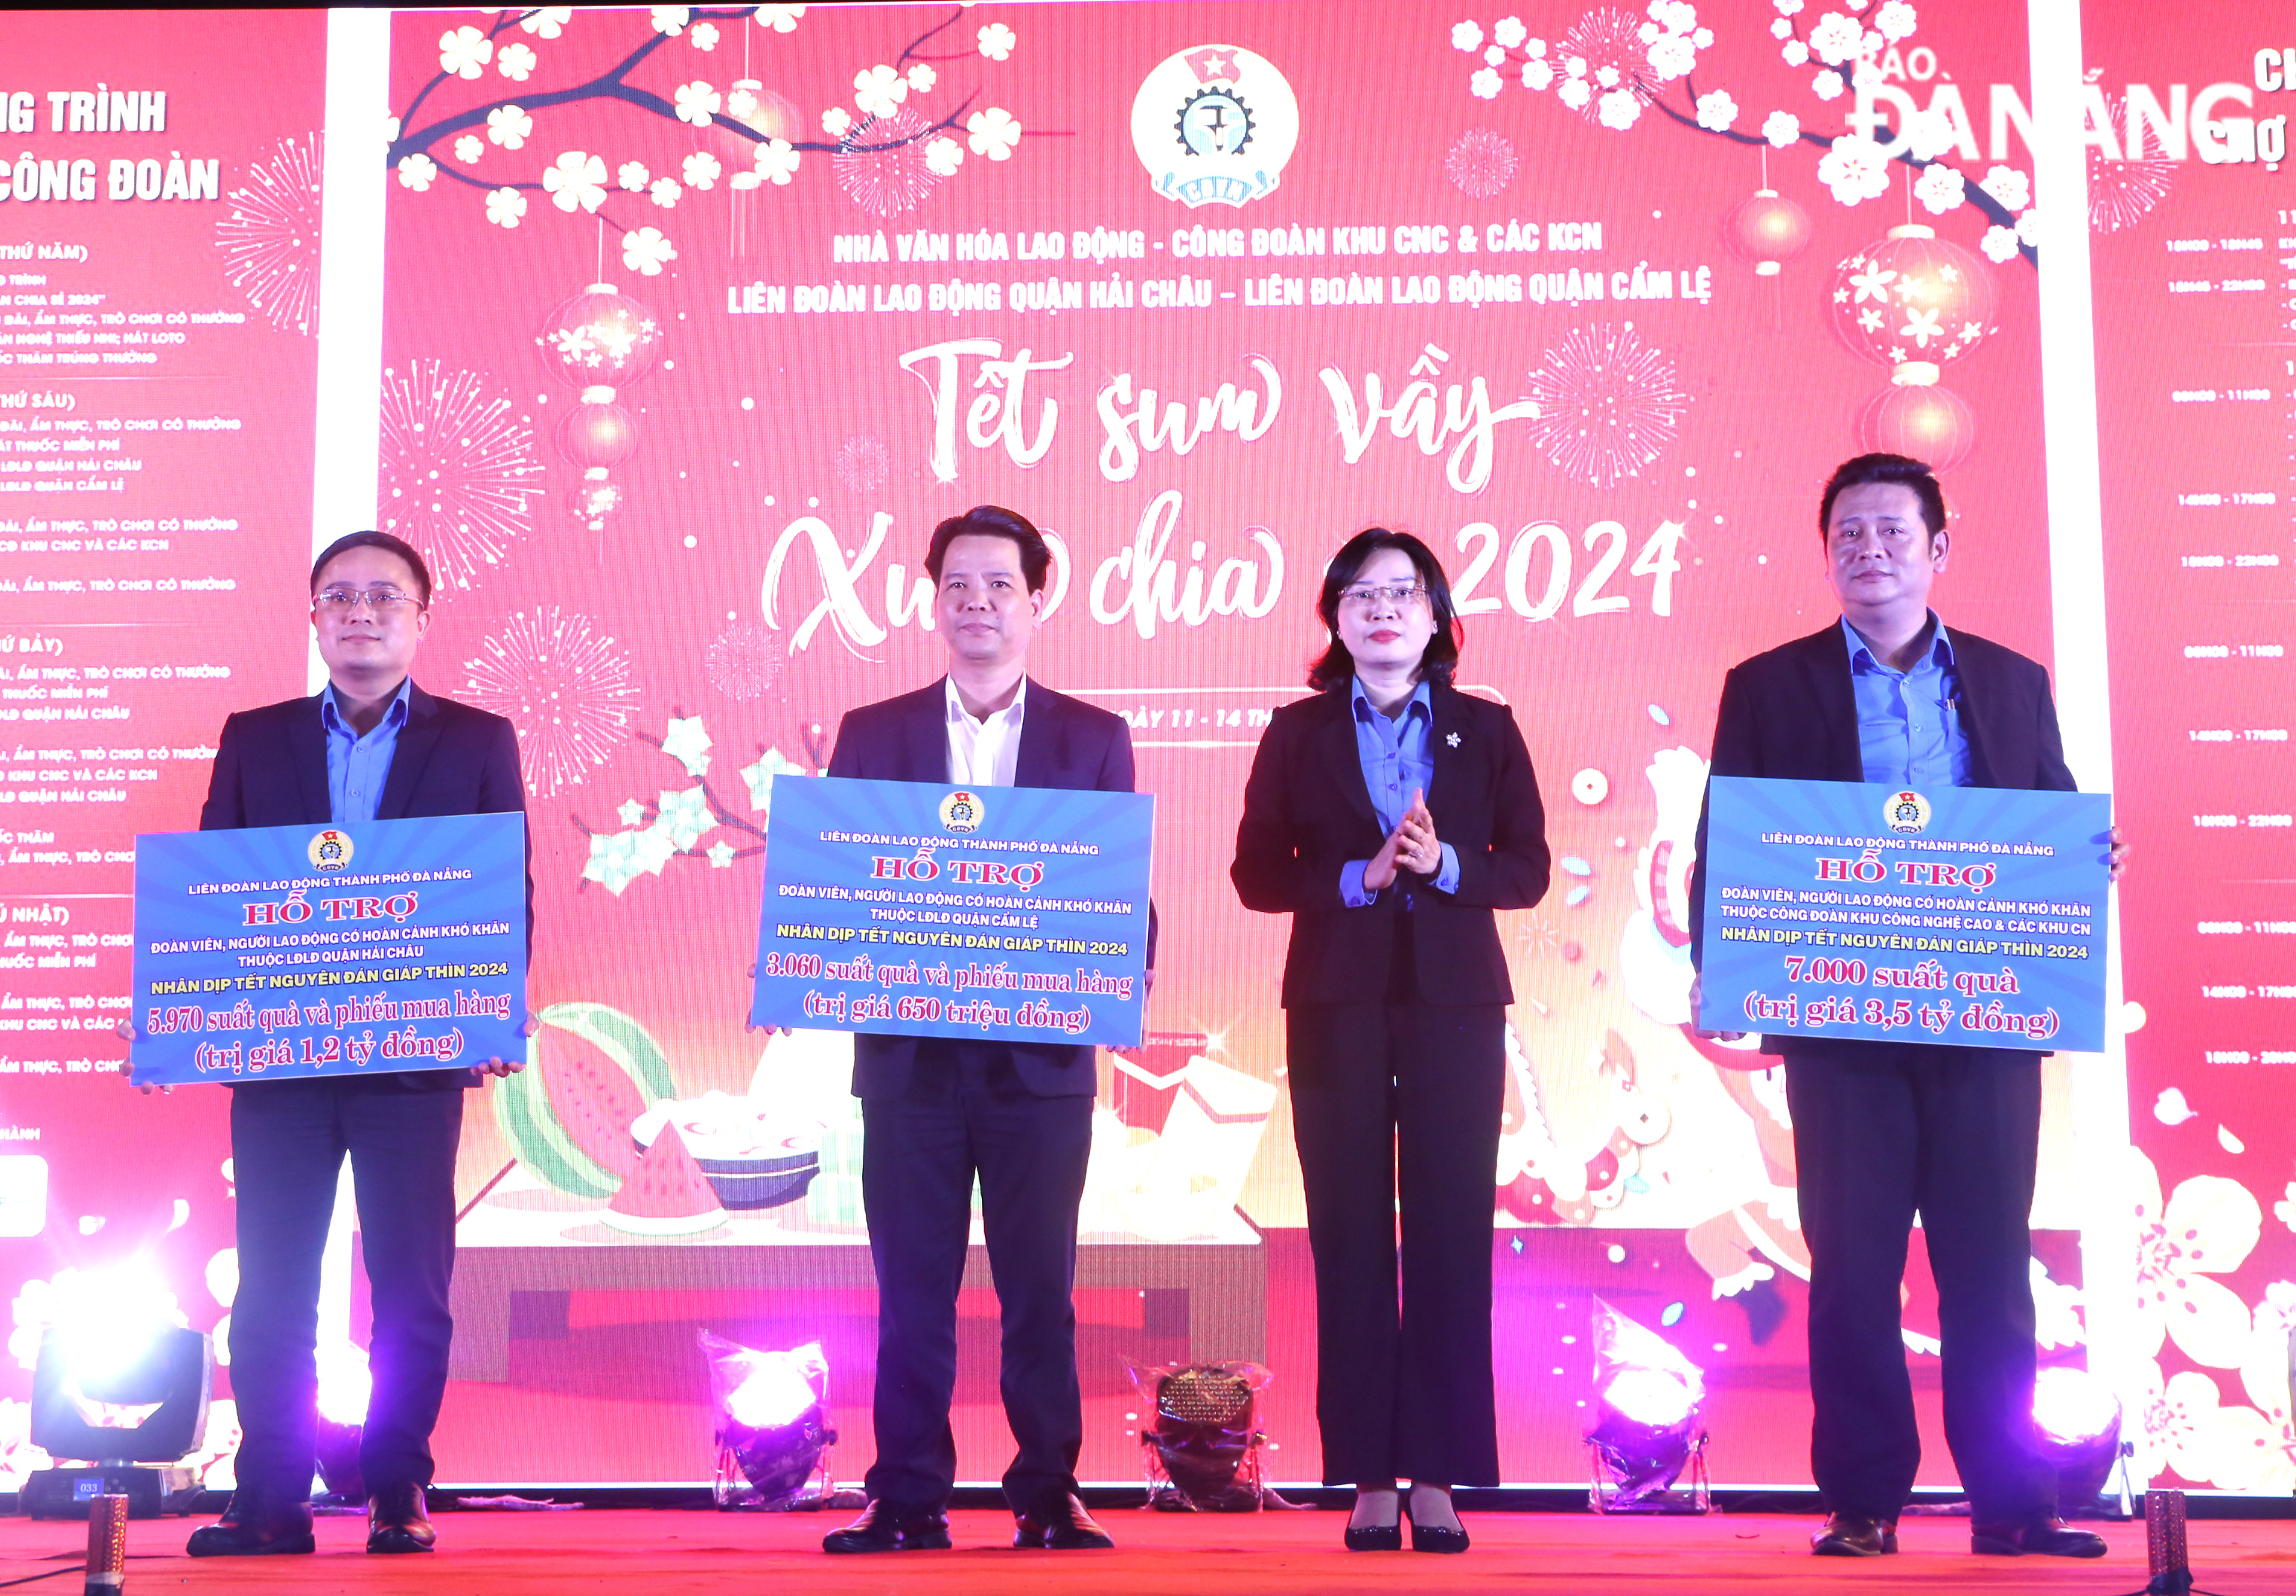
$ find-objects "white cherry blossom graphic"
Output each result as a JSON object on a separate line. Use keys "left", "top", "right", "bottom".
{"left": 1695, "top": 89, "right": 1737, "bottom": 131}
{"left": 1816, "top": 134, "right": 1890, "bottom": 203}
{"left": 486, "top": 104, "right": 533, "bottom": 150}
{"left": 689, "top": 21, "right": 719, "bottom": 51}
{"left": 966, "top": 106, "right": 1021, "bottom": 160}
{"left": 651, "top": 5, "right": 690, "bottom": 36}
{"left": 1452, "top": 19, "right": 1485, "bottom": 51}
{"left": 396, "top": 152, "right": 438, "bottom": 192}
{"left": 622, "top": 226, "right": 676, "bottom": 277}
{"left": 485, "top": 187, "right": 527, "bottom": 228}
{"left": 439, "top": 25, "right": 491, "bottom": 80}
{"left": 2127, "top": 1146, "right": 2263, "bottom": 1369}
{"left": 542, "top": 150, "right": 608, "bottom": 214}
{"left": 454, "top": 134, "right": 482, "bottom": 164}
{"left": 853, "top": 64, "right": 907, "bottom": 119}
{"left": 681, "top": 150, "right": 722, "bottom": 190}
{"left": 519, "top": 5, "right": 572, "bottom": 37}
{"left": 907, "top": 63, "right": 937, "bottom": 93}
{"left": 1913, "top": 161, "right": 1964, "bottom": 214}
{"left": 977, "top": 21, "right": 1015, "bottom": 60}
{"left": 756, "top": 4, "right": 804, "bottom": 33}
{"left": 674, "top": 80, "right": 722, "bottom": 127}
{"left": 1979, "top": 163, "right": 2031, "bottom": 211}
{"left": 753, "top": 139, "right": 801, "bottom": 186}
{"left": 820, "top": 105, "right": 852, "bottom": 138}
{"left": 924, "top": 135, "right": 963, "bottom": 178}
{"left": 497, "top": 41, "right": 537, "bottom": 81}
{"left": 649, "top": 177, "right": 681, "bottom": 208}
{"left": 618, "top": 161, "right": 651, "bottom": 191}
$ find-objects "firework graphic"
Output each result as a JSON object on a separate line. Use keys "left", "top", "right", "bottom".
{"left": 835, "top": 433, "right": 891, "bottom": 495}
{"left": 2088, "top": 94, "right": 2175, "bottom": 234}
{"left": 379, "top": 361, "right": 546, "bottom": 596}
{"left": 462, "top": 607, "right": 641, "bottom": 799}
{"left": 214, "top": 133, "right": 321, "bottom": 334}
{"left": 835, "top": 109, "right": 943, "bottom": 219}
{"left": 1444, "top": 129, "right": 1519, "bottom": 199}
{"left": 705, "top": 619, "right": 785, "bottom": 701}
{"left": 1560, "top": 7, "right": 1656, "bottom": 119}
{"left": 1524, "top": 324, "right": 1687, "bottom": 490}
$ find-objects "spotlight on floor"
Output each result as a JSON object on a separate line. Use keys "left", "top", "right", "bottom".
{"left": 314, "top": 1338, "right": 374, "bottom": 1504}
{"left": 2033, "top": 1365, "right": 2131, "bottom": 1517}
{"left": 699, "top": 1332, "right": 837, "bottom": 1510}
{"left": 1586, "top": 1297, "right": 1710, "bottom": 1515}
{"left": 1128, "top": 1361, "right": 1275, "bottom": 1511}
{"left": 22, "top": 1265, "right": 210, "bottom": 1519}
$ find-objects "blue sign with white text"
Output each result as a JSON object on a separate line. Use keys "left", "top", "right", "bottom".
{"left": 130, "top": 813, "right": 527, "bottom": 1085}
{"left": 1697, "top": 776, "right": 2111, "bottom": 1052}
{"left": 750, "top": 776, "right": 1154, "bottom": 1050}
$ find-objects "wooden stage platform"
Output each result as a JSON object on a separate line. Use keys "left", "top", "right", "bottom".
{"left": 10, "top": 1506, "right": 2295, "bottom": 1595}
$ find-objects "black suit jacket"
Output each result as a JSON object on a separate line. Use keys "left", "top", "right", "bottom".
{"left": 1687, "top": 622, "right": 2076, "bottom": 1046}
{"left": 1231, "top": 683, "right": 1551, "bottom": 1006}
{"left": 826, "top": 678, "right": 1149, "bottom": 1099}
{"left": 200, "top": 680, "right": 531, "bottom": 1089}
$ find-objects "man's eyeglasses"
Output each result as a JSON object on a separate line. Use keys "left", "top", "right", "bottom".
{"left": 1336, "top": 582, "right": 1430, "bottom": 611}
{"left": 313, "top": 587, "right": 422, "bottom": 613}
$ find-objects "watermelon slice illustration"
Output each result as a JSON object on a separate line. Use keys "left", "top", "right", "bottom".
{"left": 496, "top": 1002, "right": 678, "bottom": 1197}
{"left": 602, "top": 1123, "right": 726, "bottom": 1236}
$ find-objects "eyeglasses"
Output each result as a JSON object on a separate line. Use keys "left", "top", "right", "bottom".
{"left": 1336, "top": 582, "right": 1429, "bottom": 611}
{"left": 313, "top": 587, "right": 422, "bottom": 613}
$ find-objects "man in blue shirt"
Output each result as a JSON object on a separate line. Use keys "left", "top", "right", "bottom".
{"left": 1688, "top": 456, "right": 2122, "bottom": 1561}
{"left": 164, "top": 531, "right": 529, "bottom": 1559}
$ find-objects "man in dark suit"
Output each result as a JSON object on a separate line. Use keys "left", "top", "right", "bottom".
{"left": 1688, "top": 455, "right": 2113, "bottom": 1560}
{"left": 816, "top": 507, "right": 1140, "bottom": 1554}
{"left": 159, "top": 530, "right": 528, "bottom": 1557}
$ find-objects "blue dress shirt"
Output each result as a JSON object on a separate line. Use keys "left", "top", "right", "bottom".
{"left": 320, "top": 677, "right": 412, "bottom": 823}
{"left": 1339, "top": 677, "right": 1461, "bottom": 907}
{"left": 1843, "top": 614, "right": 1972, "bottom": 789}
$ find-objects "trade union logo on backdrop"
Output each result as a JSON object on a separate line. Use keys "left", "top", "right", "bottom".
{"left": 307, "top": 828, "right": 354, "bottom": 870}
{"left": 1883, "top": 790, "right": 1933, "bottom": 835}
{"left": 1131, "top": 44, "right": 1299, "bottom": 208}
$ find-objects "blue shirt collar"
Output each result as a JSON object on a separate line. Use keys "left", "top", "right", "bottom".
{"left": 320, "top": 676, "right": 413, "bottom": 737}
{"left": 1842, "top": 613, "right": 1954, "bottom": 677}
{"left": 1349, "top": 675, "right": 1432, "bottom": 724}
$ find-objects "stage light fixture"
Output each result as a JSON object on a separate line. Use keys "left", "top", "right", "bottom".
{"left": 22, "top": 1264, "right": 211, "bottom": 1520}
{"left": 1585, "top": 1297, "right": 1711, "bottom": 1515}
{"left": 313, "top": 1338, "right": 374, "bottom": 1502}
{"left": 2032, "top": 1365, "right": 2131, "bottom": 1516}
{"left": 698, "top": 1331, "right": 837, "bottom": 1510}
{"left": 1127, "top": 1361, "right": 1275, "bottom": 1511}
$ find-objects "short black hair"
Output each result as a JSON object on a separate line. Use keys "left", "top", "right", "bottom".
{"left": 1307, "top": 528, "right": 1463, "bottom": 692}
{"left": 924, "top": 505, "right": 1051, "bottom": 593}
{"left": 1818, "top": 453, "right": 1948, "bottom": 543}
{"left": 310, "top": 529, "right": 433, "bottom": 607}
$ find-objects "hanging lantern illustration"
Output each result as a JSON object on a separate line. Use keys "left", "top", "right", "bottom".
{"left": 1828, "top": 224, "right": 1995, "bottom": 471}
{"left": 536, "top": 283, "right": 663, "bottom": 546}
{"left": 1723, "top": 189, "right": 1811, "bottom": 277}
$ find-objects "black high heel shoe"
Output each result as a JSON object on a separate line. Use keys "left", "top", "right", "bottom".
{"left": 1343, "top": 1521, "right": 1403, "bottom": 1552}
{"left": 1406, "top": 1499, "right": 1470, "bottom": 1554}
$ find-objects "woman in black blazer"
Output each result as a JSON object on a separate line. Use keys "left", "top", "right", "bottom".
{"left": 1232, "top": 529, "right": 1549, "bottom": 1553}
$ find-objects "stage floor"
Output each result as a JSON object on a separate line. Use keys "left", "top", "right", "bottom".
{"left": 11, "top": 1507, "right": 2295, "bottom": 1594}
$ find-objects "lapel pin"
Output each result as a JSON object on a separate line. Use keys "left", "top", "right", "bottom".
{"left": 1446, "top": 732, "right": 1461, "bottom": 747}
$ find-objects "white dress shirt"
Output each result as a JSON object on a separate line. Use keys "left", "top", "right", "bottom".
{"left": 945, "top": 674, "right": 1026, "bottom": 788}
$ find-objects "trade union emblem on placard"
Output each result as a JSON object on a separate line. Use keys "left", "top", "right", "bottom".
{"left": 1131, "top": 44, "right": 1299, "bottom": 208}
{"left": 1883, "top": 789, "right": 1932, "bottom": 835}
{"left": 938, "top": 789, "right": 985, "bottom": 834}
{"left": 307, "top": 828, "right": 355, "bottom": 870}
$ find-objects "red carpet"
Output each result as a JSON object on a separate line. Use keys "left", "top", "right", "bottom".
{"left": 10, "top": 1508, "right": 2295, "bottom": 1594}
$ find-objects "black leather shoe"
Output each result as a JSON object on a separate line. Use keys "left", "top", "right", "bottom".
{"left": 1971, "top": 1517, "right": 2108, "bottom": 1557}
{"left": 1344, "top": 1522, "right": 1403, "bottom": 1551}
{"left": 1013, "top": 1493, "right": 1114, "bottom": 1549}
{"left": 185, "top": 1492, "right": 315, "bottom": 1557}
{"left": 366, "top": 1482, "right": 437, "bottom": 1554}
{"left": 1811, "top": 1512, "right": 1898, "bottom": 1556}
{"left": 1407, "top": 1515, "right": 1470, "bottom": 1554}
{"left": 822, "top": 1501, "right": 952, "bottom": 1554}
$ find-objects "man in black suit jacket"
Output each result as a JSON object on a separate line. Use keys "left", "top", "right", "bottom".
{"left": 163, "top": 531, "right": 528, "bottom": 1559}
{"left": 816, "top": 508, "right": 1138, "bottom": 1554}
{"left": 1688, "top": 456, "right": 2109, "bottom": 1560}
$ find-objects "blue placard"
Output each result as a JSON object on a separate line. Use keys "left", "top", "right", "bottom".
{"left": 130, "top": 813, "right": 528, "bottom": 1085}
{"left": 1697, "top": 776, "right": 2111, "bottom": 1052}
{"left": 751, "top": 776, "right": 1154, "bottom": 1049}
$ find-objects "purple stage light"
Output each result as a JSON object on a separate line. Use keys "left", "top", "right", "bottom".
{"left": 2032, "top": 1366, "right": 2128, "bottom": 1516}
{"left": 1586, "top": 1297, "right": 1711, "bottom": 1515}
{"left": 698, "top": 1332, "right": 837, "bottom": 1510}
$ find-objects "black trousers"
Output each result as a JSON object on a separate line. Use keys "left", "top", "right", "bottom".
{"left": 858, "top": 1040, "right": 1094, "bottom": 1515}
{"left": 227, "top": 1078, "right": 462, "bottom": 1501}
{"left": 1286, "top": 998, "right": 1505, "bottom": 1487}
{"left": 1783, "top": 1041, "right": 2058, "bottom": 1523}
